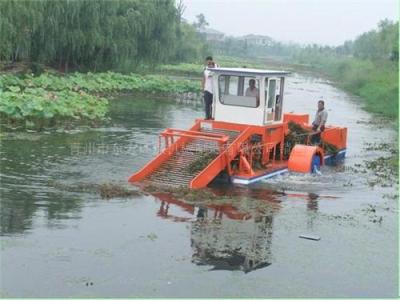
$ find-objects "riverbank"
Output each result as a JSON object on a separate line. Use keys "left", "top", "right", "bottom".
{"left": 295, "top": 57, "right": 398, "bottom": 121}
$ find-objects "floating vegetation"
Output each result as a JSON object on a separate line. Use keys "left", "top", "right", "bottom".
{"left": 364, "top": 156, "right": 398, "bottom": 186}
{"left": 186, "top": 150, "right": 219, "bottom": 174}
{"left": 98, "top": 183, "right": 142, "bottom": 199}
{"left": 0, "top": 72, "right": 200, "bottom": 96}
{"left": 0, "top": 72, "right": 201, "bottom": 129}
{"left": 143, "top": 185, "right": 219, "bottom": 203}
{"left": 143, "top": 184, "right": 282, "bottom": 215}
{"left": 344, "top": 141, "right": 399, "bottom": 188}
{"left": 50, "top": 181, "right": 142, "bottom": 199}
{"left": 365, "top": 142, "right": 399, "bottom": 156}
{"left": 0, "top": 87, "right": 108, "bottom": 125}
{"left": 147, "top": 233, "right": 158, "bottom": 241}
{"left": 358, "top": 141, "right": 399, "bottom": 187}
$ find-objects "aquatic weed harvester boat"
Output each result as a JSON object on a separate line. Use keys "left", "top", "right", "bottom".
{"left": 129, "top": 68, "right": 347, "bottom": 188}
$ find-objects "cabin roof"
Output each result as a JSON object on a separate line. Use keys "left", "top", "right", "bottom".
{"left": 209, "top": 67, "right": 290, "bottom": 77}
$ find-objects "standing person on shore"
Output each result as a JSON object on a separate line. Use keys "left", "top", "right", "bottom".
{"left": 201, "top": 56, "right": 217, "bottom": 120}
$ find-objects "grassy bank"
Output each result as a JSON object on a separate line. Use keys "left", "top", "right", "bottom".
{"left": 292, "top": 55, "right": 399, "bottom": 178}
{"left": 0, "top": 71, "right": 201, "bottom": 129}
{"left": 294, "top": 56, "right": 398, "bottom": 121}
{"left": 273, "top": 54, "right": 398, "bottom": 176}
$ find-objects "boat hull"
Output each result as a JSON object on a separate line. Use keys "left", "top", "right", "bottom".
{"left": 231, "top": 149, "right": 346, "bottom": 185}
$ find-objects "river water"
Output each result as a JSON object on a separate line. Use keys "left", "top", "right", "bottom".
{"left": 0, "top": 73, "right": 398, "bottom": 297}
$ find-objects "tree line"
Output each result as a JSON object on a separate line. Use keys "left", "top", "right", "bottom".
{"left": 210, "top": 19, "right": 398, "bottom": 64}
{"left": 290, "top": 19, "right": 398, "bottom": 64}
{"left": 0, "top": 0, "right": 208, "bottom": 72}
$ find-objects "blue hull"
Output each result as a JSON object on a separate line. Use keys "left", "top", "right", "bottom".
{"left": 231, "top": 149, "right": 346, "bottom": 185}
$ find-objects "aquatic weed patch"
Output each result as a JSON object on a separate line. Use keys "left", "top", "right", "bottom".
{"left": 0, "top": 75, "right": 108, "bottom": 129}
{"left": 0, "top": 88, "right": 108, "bottom": 120}
{"left": 0, "top": 72, "right": 201, "bottom": 129}
{"left": 143, "top": 185, "right": 281, "bottom": 214}
{"left": 50, "top": 181, "right": 142, "bottom": 199}
{"left": 347, "top": 141, "right": 399, "bottom": 188}
{"left": 364, "top": 141, "right": 398, "bottom": 186}
{"left": 98, "top": 183, "right": 142, "bottom": 199}
{"left": 364, "top": 156, "right": 398, "bottom": 187}
{"left": 0, "top": 72, "right": 200, "bottom": 95}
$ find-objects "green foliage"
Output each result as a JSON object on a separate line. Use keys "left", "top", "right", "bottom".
{"left": 156, "top": 63, "right": 203, "bottom": 76}
{"left": 0, "top": 71, "right": 201, "bottom": 125}
{"left": 298, "top": 56, "right": 398, "bottom": 120}
{"left": 0, "top": 0, "right": 208, "bottom": 71}
{"left": 193, "top": 13, "right": 209, "bottom": 30}
{"left": 0, "top": 72, "right": 201, "bottom": 94}
{"left": 352, "top": 19, "right": 399, "bottom": 61}
{"left": 155, "top": 56, "right": 269, "bottom": 77}
{"left": 173, "top": 22, "right": 209, "bottom": 63}
{"left": 217, "top": 56, "right": 267, "bottom": 69}
{"left": 0, "top": 85, "right": 108, "bottom": 122}
{"left": 280, "top": 20, "right": 399, "bottom": 120}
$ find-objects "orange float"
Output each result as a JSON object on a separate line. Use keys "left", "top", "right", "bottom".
{"left": 287, "top": 145, "right": 324, "bottom": 173}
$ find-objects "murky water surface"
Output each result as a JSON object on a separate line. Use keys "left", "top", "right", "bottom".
{"left": 0, "top": 74, "right": 398, "bottom": 297}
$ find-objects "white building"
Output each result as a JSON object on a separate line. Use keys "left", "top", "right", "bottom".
{"left": 239, "top": 34, "right": 274, "bottom": 46}
{"left": 197, "top": 27, "right": 225, "bottom": 41}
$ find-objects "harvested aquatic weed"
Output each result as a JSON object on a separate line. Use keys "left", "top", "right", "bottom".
{"left": 321, "top": 141, "right": 338, "bottom": 155}
{"left": 284, "top": 121, "right": 338, "bottom": 158}
{"left": 288, "top": 121, "right": 309, "bottom": 135}
{"left": 187, "top": 150, "right": 219, "bottom": 173}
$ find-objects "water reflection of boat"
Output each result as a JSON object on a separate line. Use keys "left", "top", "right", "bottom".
{"left": 150, "top": 189, "right": 280, "bottom": 273}
{"left": 191, "top": 211, "right": 273, "bottom": 273}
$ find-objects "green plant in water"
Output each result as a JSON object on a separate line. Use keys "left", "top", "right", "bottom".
{"left": 187, "top": 150, "right": 220, "bottom": 173}
{"left": 0, "top": 71, "right": 201, "bottom": 128}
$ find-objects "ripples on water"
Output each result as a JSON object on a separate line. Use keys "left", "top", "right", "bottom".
{"left": 0, "top": 76, "right": 398, "bottom": 297}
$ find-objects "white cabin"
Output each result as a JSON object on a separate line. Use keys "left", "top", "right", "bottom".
{"left": 210, "top": 68, "right": 290, "bottom": 126}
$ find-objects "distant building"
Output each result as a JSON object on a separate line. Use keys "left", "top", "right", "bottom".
{"left": 239, "top": 34, "right": 274, "bottom": 46}
{"left": 197, "top": 26, "right": 225, "bottom": 42}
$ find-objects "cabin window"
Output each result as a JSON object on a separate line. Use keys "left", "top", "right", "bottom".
{"left": 218, "top": 75, "right": 260, "bottom": 108}
{"left": 267, "top": 79, "right": 276, "bottom": 109}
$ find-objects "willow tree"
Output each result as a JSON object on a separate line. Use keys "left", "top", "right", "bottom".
{"left": 0, "top": 0, "right": 44, "bottom": 62}
{"left": 0, "top": 0, "right": 208, "bottom": 71}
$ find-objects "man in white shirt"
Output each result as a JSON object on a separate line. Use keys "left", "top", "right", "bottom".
{"left": 311, "top": 100, "right": 328, "bottom": 144}
{"left": 201, "top": 56, "right": 216, "bottom": 120}
{"left": 245, "top": 79, "right": 259, "bottom": 97}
